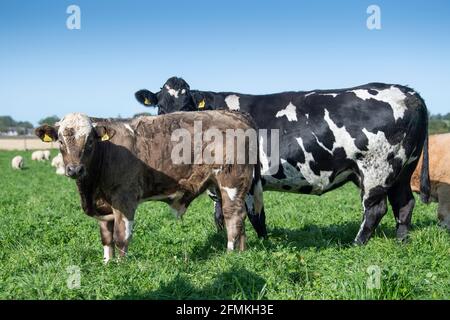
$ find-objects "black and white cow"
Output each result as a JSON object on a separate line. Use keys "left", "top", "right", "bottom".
{"left": 135, "top": 77, "right": 430, "bottom": 244}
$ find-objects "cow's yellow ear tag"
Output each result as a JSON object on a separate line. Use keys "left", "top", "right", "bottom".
{"left": 198, "top": 99, "right": 205, "bottom": 109}
{"left": 43, "top": 134, "right": 53, "bottom": 142}
{"left": 101, "top": 133, "right": 110, "bottom": 141}
{"left": 144, "top": 97, "right": 151, "bottom": 105}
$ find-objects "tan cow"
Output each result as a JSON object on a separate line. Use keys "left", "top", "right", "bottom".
{"left": 411, "top": 133, "right": 450, "bottom": 229}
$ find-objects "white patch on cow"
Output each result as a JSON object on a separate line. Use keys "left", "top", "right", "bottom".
{"left": 305, "top": 113, "right": 309, "bottom": 119}
{"left": 58, "top": 113, "right": 93, "bottom": 140}
{"left": 349, "top": 89, "right": 374, "bottom": 101}
{"left": 358, "top": 128, "right": 403, "bottom": 197}
{"left": 227, "top": 241, "right": 234, "bottom": 251}
{"left": 225, "top": 94, "right": 240, "bottom": 110}
{"left": 103, "top": 245, "right": 112, "bottom": 263}
{"left": 356, "top": 217, "right": 367, "bottom": 238}
{"left": 348, "top": 86, "right": 408, "bottom": 121}
{"left": 321, "top": 93, "right": 338, "bottom": 97}
{"left": 124, "top": 124, "right": 134, "bottom": 135}
{"left": 295, "top": 137, "right": 333, "bottom": 191}
{"left": 123, "top": 218, "right": 133, "bottom": 241}
{"left": 323, "top": 109, "right": 361, "bottom": 158}
{"left": 165, "top": 84, "right": 180, "bottom": 98}
{"left": 304, "top": 92, "right": 315, "bottom": 97}
{"left": 312, "top": 132, "right": 333, "bottom": 154}
{"left": 259, "top": 136, "right": 270, "bottom": 175}
{"left": 223, "top": 187, "right": 237, "bottom": 201}
{"left": 206, "top": 189, "right": 216, "bottom": 198}
{"left": 181, "top": 89, "right": 186, "bottom": 94}
{"left": 275, "top": 102, "right": 297, "bottom": 122}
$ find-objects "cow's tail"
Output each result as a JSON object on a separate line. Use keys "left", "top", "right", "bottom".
{"left": 420, "top": 117, "right": 431, "bottom": 204}
{"left": 245, "top": 114, "right": 267, "bottom": 238}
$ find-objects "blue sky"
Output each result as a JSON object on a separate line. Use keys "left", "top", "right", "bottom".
{"left": 0, "top": 0, "right": 449, "bottom": 125}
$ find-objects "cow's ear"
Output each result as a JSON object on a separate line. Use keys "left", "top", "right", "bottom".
{"left": 135, "top": 90, "right": 158, "bottom": 107}
{"left": 191, "top": 92, "right": 208, "bottom": 110}
{"left": 94, "top": 126, "right": 116, "bottom": 142}
{"left": 35, "top": 125, "right": 58, "bottom": 142}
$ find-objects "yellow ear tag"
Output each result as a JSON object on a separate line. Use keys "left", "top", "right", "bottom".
{"left": 101, "top": 133, "right": 110, "bottom": 141}
{"left": 144, "top": 97, "right": 151, "bottom": 105}
{"left": 43, "top": 134, "right": 53, "bottom": 142}
{"left": 198, "top": 99, "right": 205, "bottom": 109}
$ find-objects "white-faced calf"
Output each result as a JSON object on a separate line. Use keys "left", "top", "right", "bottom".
{"left": 35, "top": 111, "right": 262, "bottom": 262}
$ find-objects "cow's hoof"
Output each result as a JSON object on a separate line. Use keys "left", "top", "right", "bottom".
{"left": 396, "top": 225, "right": 410, "bottom": 242}
{"left": 353, "top": 236, "right": 368, "bottom": 246}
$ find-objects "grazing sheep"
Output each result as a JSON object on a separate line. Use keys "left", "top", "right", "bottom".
{"left": 51, "top": 153, "right": 64, "bottom": 168}
{"left": 31, "top": 150, "right": 45, "bottom": 161}
{"left": 55, "top": 166, "right": 65, "bottom": 175}
{"left": 11, "top": 156, "right": 24, "bottom": 170}
{"left": 43, "top": 150, "right": 51, "bottom": 161}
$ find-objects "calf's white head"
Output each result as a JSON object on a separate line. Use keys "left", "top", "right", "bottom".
{"left": 35, "top": 113, "right": 115, "bottom": 179}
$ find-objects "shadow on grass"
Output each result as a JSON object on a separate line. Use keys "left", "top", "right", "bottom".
{"left": 116, "top": 267, "right": 266, "bottom": 300}
{"left": 189, "top": 215, "right": 440, "bottom": 261}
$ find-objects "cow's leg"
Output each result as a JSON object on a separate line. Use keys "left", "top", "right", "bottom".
{"left": 245, "top": 179, "right": 267, "bottom": 238}
{"left": 437, "top": 184, "right": 450, "bottom": 229}
{"left": 220, "top": 194, "right": 247, "bottom": 251}
{"left": 99, "top": 220, "right": 114, "bottom": 263}
{"left": 355, "top": 189, "right": 388, "bottom": 245}
{"left": 111, "top": 206, "right": 135, "bottom": 258}
{"left": 207, "top": 189, "right": 224, "bottom": 231}
{"left": 388, "top": 183, "right": 415, "bottom": 241}
{"left": 214, "top": 200, "right": 225, "bottom": 231}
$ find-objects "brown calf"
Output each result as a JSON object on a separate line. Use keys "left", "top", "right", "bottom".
{"left": 411, "top": 133, "right": 450, "bottom": 229}
{"left": 35, "top": 110, "right": 262, "bottom": 262}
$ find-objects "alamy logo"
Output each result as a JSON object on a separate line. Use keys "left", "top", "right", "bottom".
{"left": 366, "top": 265, "right": 381, "bottom": 289}
{"left": 66, "top": 265, "right": 81, "bottom": 289}
{"left": 170, "top": 122, "right": 280, "bottom": 174}
{"left": 66, "top": 5, "right": 81, "bottom": 30}
{"left": 367, "top": 5, "right": 382, "bottom": 30}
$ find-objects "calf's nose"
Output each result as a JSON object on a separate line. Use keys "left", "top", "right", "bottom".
{"left": 66, "top": 164, "right": 84, "bottom": 178}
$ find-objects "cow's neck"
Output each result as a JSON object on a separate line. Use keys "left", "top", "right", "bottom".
{"left": 75, "top": 144, "right": 104, "bottom": 216}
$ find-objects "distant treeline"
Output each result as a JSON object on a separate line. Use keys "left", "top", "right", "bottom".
{"left": 1, "top": 112, "right": 449, "bottom": 135}
{"left": 429, "top": 113, "right": 450, "bottom": 135}
{"left": 0, "top": 116, "right": 33, "bottom": 135}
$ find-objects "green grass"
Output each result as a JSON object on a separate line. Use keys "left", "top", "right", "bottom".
{"left": 0, "top": 150, "right": 448, "bottom": 300}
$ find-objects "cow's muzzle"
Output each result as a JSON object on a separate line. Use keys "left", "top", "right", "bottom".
{"left": 66, "top": 164, "right": 85, "bottom": 179}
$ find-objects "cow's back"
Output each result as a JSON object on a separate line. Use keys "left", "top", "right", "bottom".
{"left": 131, "top": 110, "right": 257, "bottom": 179}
